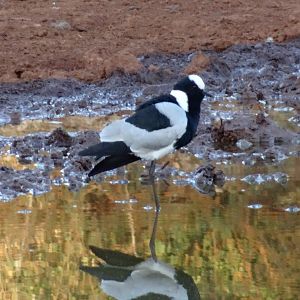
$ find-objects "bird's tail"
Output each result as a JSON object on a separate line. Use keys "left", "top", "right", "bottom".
{"left": 78, "top": 141, "right": 130, "bottom": 160}
{"left": 89, "top": 245, "right": 144, "bottom": 266}
{"left": 88, "top": 154, "right": 140, "bottom": 176}
{"left": 79, "top": 265, "right": 132, "bottom": 281}
{"left": 78, "top": 141, "right": 140, "bottom": 176}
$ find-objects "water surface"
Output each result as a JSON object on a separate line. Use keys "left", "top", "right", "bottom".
{"left": 0, "top": 97, "right": 299, "bottom": 299}
{"left": 0, "top": 156, "right": 299, "bottom": 299}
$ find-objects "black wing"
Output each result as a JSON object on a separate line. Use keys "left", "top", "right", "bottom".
{"left": 126, "top": 104, "right": 172, "bottom": 132}
{"left": 128, "top": 94, "right": 179, "bottom": 132}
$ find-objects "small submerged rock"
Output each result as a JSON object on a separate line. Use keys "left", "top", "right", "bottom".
{"left": 263, "top": 147, "right": 288, "bottom": 163}
{"left": 236, "top": 139, "right": 253, "bottom": 151}
{"left": 193, "top": 164, "right": 225, "bottom": 196}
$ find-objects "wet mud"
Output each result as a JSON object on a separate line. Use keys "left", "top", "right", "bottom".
{"left": 0, "top": 39, "right": 299, "bottom": 200}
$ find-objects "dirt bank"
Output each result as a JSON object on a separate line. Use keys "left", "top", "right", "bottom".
{"left": 1, "top": 0, "right": 300, "bottom": 82}
{"left": 1, "top": 38, "right": 299, "bottom": 124}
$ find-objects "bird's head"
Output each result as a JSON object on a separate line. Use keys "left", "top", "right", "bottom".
{"left": 170, "top": 74, "right": 210, "bottom": 112}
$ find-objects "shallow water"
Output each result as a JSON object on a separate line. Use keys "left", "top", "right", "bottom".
{"left": 0, "top": 152, "right": 299, "bottom": 299}
{"left": 0, "top": 112, "right": 130, "bottom": 137}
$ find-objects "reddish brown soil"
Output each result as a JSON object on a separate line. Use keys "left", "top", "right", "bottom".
{"left": 0, "top": 0, "right": 299, "bottom": 82}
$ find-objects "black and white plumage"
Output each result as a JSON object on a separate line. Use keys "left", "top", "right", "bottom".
{"left": 80, "top": 246, "right": 200, "bottom": 300}
{"left": 79, "top": 74, "right": 209, "bottom": 177}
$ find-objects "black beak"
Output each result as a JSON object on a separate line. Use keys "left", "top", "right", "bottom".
{"left": 204, "top": 91, "right": 213, "bottom": 97}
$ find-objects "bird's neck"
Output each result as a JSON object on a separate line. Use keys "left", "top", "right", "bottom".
{"left": 187, "top": 111, "right": 200, "bottom": 133}
{"left": 187, "top": 99, "right": 202, "bottom": 134}
{"left": 188, "top": 100, "right": 202, "bottom": 120}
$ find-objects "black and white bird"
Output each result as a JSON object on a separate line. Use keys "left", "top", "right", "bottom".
{"left": 80, "top": 246, "right": 200, "bottom": 300}
{"left": 79, "top": 74, "right": 210, "bottom": 177}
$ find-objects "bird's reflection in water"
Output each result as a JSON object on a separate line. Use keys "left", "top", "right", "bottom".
{"left": 80, "top": 245, "right": 200, "bottom": 300}
{"left": 80, "top": 182, "right": 201, "bottom": 300}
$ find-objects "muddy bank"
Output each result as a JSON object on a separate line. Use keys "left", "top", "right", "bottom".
{"left": 0, "top": 39, "right": 300, "bottom": 200}
{"left": 1, "top": 38, "right": 300, "bottom": 125}
{"left": 1, "top": 0, "right": 300, "bottom": 82}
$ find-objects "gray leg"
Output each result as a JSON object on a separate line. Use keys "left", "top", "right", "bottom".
{"left": 149, "top": 180, "right": 160, "bottom": 262}
{"left": 151, "top": 177, "right": 160, "bottom": 211}
{"left": 149, "top": 160, "right": 156, "bottom": 179}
